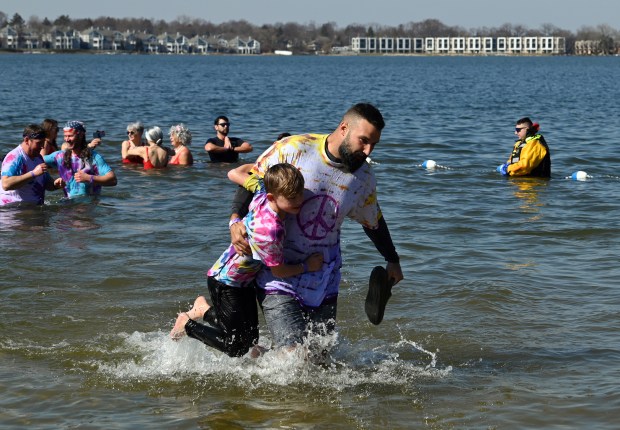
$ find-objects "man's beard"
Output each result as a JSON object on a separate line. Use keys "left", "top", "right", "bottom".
{"left": 338, "top": 135, "right": 367, "bottom": 173}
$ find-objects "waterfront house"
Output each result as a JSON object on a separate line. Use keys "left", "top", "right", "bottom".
{"left": 52, "top": 28, "right": 80, "bottom": 50}
{"left": 81, "top": 28, "right": 104, "bottom": 50}
{"left": 351, "top": 35, "right": 566, "bottom": 55}
{"left": 467, "top": 37, "right": 481, "bottom": 53}
{"left": 0, "top": 26, "right": 18, "bottom": 49}
{"left": 379, "top": 37, "right": 394, "bottom": 53}
{"left": 508, "top": 37, "right": 522, "bottom": 54}
{"left": 230, "top": 36, "right": 261, "bottom": 54}
{"left": 207, "top": 36, "right": 229, "bottom": 53}
{"left": 189, "top": 35, "right": 208, "bottom": 54}
{"left": 102, "top": 29, "right": 125, "bottom": 51}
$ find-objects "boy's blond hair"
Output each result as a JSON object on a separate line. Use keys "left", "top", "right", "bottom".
{"left": 263, "top": 163, "right": 304, "bottom": 200}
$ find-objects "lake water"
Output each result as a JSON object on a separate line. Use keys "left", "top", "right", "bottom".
{"left": 1, "top": 53, "right": 619, "bottom": 429}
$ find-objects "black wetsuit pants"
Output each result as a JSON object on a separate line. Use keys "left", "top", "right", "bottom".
{"left": 184, "top": 276, "right": 259, "bottom": 357}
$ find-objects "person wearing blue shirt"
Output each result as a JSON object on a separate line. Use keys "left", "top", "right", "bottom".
{"left": 1, "top": 124, "right": 63, "bottom": 206}
{"left": 44, "top": 121, "right": 117, "bottom": 198}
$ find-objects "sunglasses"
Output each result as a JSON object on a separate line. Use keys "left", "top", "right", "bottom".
{"left": 515, "top": 127, "right": 527, "bottom": 132}
{"left": 127, "top": 131, "right": 136, "bottom": 135}
{"left": 217, "top": 123, "right": 230, "bottom": 127}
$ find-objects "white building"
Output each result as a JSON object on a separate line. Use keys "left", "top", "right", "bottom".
{"left": 351, "top": 35, "right": 565, "bottom": 55}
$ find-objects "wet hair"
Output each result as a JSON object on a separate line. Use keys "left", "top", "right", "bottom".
{"left": 41, "top": 119, "right": 58, "bottom": 136}
{"left": 41, "top": 119, "right": 59, "bottom": 151}
{"left": 23, "top": 124, "right": 46, "bottom": 139}
{"left": 145, "top": 126, "right": 164, "bottom": 146}
{"left": 263, "top": 163, "right": 305, "bottom": 200}
{"left": 276, "top": 132, "right": 291, "bottom": 141}
{"left": 344, "top": 103, "right": 385, "bottom": 131}
{"left": 62, "top": 125, "right": 91, "bottom": 169}
{"left": 214, "top": 115, "right": 229, "bottom": 125}
{"left": 127, "top": 121, "right": 144, "bottom": 135}
{"left": 169, "top": 124, "right": 192, "bottom": 146}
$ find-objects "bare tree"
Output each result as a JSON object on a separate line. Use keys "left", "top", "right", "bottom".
{"left": 0, "top": 11, "right": 8, "bottom": 28}
{"left": 73, "top": 18, "right": 94, "bottom": 31}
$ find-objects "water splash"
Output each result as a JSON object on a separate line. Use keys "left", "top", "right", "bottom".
{"left": 94, "top": 330, "right": 452, "bottom": 391}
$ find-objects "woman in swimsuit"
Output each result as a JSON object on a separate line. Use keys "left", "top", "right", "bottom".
{"left": 121, "top": 122, "right": 145, "bottom": 164}
{"left": 168, "top": 123, "right": 193, "bottom": 166}
{"left": 125, "top": 126, "right": 169, "bottom": 169}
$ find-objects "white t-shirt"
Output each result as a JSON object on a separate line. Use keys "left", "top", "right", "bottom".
{"left": 251, "top": 133, "right": 380, "bottom": 307}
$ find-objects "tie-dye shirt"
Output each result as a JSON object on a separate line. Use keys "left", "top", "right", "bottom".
{"left": 1, "top": 145, "right": 52, "bottom": 206}
{"left": 249, "top": 134, "right": 380, "bottom": 307}
{"left": 208, "top": 189, "right": 286, "bottom": 288}
{"left": 44, "top": 150, "right": 112, "bottom": 198}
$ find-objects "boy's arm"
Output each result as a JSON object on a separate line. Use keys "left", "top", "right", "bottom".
{"left": 270, "top": 252, "right": 323, "bottom": 278}
{"left": 227, "top": 163, "right": 254, "bottom": 186}
{"left": 229, "top": 186, "right": 253, "bottom": 255}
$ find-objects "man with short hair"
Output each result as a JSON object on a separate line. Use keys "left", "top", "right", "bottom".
{"left": 204, "top": 115, "right": 253, "bottom": 163}
{"left": 1, "top": 124, "right": 61, "bottom": 206}
{"left": 229, "top": 103, "right": 404, "bottom": 349}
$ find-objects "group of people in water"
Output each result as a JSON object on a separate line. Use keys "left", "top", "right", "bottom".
{"left": 0, "top": 114, "right": 258, "bottom": 204}
{"left": 121, "top": 115, "right": 254, "bottom": 168}
{"left": 1, "top": 105, "right": 550, "bottom": 360}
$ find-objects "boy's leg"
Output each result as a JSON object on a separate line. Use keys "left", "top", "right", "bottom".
{"left": 204, "top": 277, "right": 259, "bottom": 357}
{"left": 187, "top": 296, "right": 210, "bottom": 320}
{"left": 170, "top": 296, "right": 210, "bottom": 339}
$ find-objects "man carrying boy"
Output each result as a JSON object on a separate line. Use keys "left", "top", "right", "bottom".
{"left": 229, "top": 103, "right": 404, "bottom": 349}
{"left": 170, "top": 163, "right": 323, "bottom": 357}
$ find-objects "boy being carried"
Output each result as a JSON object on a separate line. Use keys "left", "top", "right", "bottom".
{"left": 170, "top": 163, "right": 323, "bottom": 357}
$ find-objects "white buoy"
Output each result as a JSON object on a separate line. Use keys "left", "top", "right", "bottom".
{"left": 571, "top": 171, "right": 588, "bottom": 181}
{"left": 422, "top": 160, "right": 437, "bottom": 170}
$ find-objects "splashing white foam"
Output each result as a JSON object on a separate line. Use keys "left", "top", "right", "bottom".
{"left": 95, "top": 329, "right": 452, "bottom": 390}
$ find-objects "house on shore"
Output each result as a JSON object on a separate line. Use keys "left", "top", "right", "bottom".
{"left": 0, "top": 25, "right": 262, "bottom": 55}
{"left": 351, "top": 36, "right": 566, "bottom": 55}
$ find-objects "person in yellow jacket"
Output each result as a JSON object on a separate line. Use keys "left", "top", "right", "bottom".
{"left": 497, "top": 117, "right": 551, "bottom": 178}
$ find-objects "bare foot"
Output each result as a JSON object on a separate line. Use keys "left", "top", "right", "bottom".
{"left": 249, "top": 345, "right": 269, "bottom": 359}
{"left": 186, "top": 296, "right": 210, "bottom": 320}
{"left": 170, "top": 312, "right": 190, "bottom": 340}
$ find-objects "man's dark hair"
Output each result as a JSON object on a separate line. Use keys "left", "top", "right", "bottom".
{"left": 214, "top": 115, "right": 230, "bottom": 125}
{"left": 345, "top": 103, "right": 385, "bottom": 131}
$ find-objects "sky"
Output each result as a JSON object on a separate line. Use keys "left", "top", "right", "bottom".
{"left": 2, "top": 0, "right": 619, "bottom": 32}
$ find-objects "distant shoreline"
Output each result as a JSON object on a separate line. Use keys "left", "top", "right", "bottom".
{"left": 0, "top": 48, "right": 580, "bottom": 57}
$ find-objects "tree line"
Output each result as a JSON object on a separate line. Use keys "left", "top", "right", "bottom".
{"left": 1, "top": 11, "right": 619, "bottom": 54}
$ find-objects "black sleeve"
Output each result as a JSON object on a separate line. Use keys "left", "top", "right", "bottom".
{"left": 230, "top": 185, "right": 254, "bottom": 219}
{"left": 363, "top": 215, "right": 400, "bottom": 264}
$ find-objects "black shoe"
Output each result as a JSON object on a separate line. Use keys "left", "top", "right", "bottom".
{"left": 365, "top": 266, "right": 393, "bottom": 325}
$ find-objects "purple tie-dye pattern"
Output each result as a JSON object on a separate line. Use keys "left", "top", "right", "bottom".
{"left": 0, "top": 145, "right": 47, "bottom": 206}
{"left": 251, "top": 134, "right": 380, "bottom": 307}
{"left": 208, "top": 191, "right": 286, "bottom": 288}
{"left": 45, "top": 150, "right": 111, "bottom": 198}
